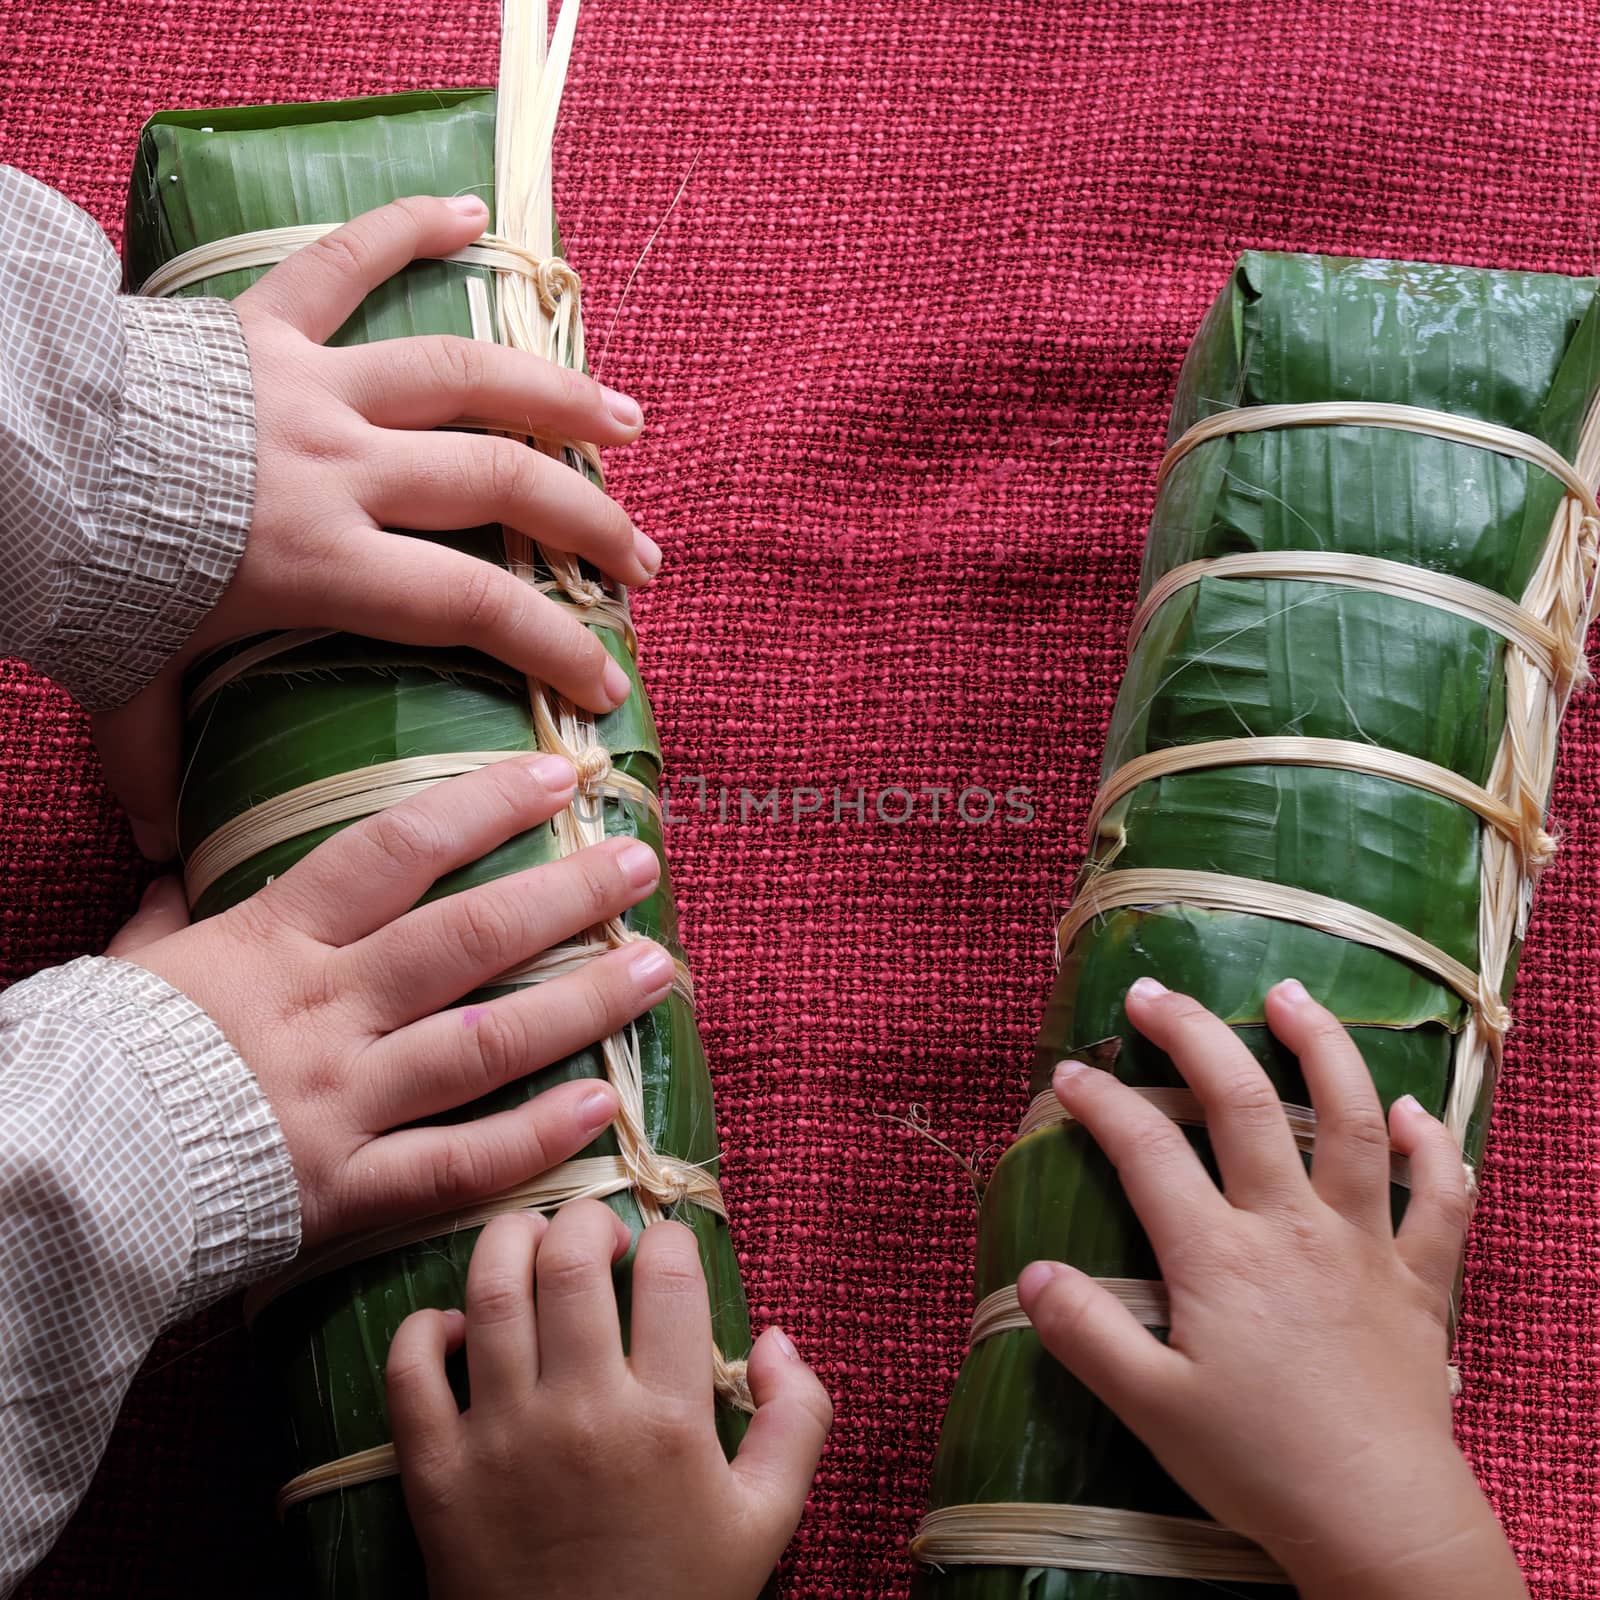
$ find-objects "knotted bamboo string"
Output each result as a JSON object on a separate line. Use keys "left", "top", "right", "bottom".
{"left": 278, "top": 1443, "right": 402, "bottom": 1518}
{"left": 244, "top": 1153, "right": 727, "bottom": 1322}
{"left": 919, "top": 395, "right": 1600, "bottom": 1579}
{"left": 1157, "top": 400, "right": 1600, "bottom": 516}
{"left": 1014, "top": 1083, "right": 1421, "bottom": 1189}
{"left": 910, "top": 1504, "right": 1291, "bottom": 1584}
{"left": 1127, "top": 549, "right": 1565, "bottom": 677}
{"left": 970, "top": 1278, "right": 1170, "bottom": 1344}
{"left": 1057, "top": 866, "right": 1510, "bottom": 1039}
{"left": 179, "top": 746, "right": 660, "bottom": 904}
{"left": 1087, "top": 736, "right": 1554, "bottom": 875}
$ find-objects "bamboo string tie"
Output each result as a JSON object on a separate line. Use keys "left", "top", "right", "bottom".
{"left": 970, "top": 1279, "right": 1169, "bottom": 1344}
{"left": 1056, "top": 867, "right": 1513, "bottom": 1042}
{"left": 910, "top": 1504, "right": 1290, "bottom": 1584}
{"left": 1015, "top": 1083, "right": 1426, "bottom": 1190}
{"left": 1088, "top": 736, "right": 1557, "bottom": 877}
{"left": 245, "top": 1154, "right": 729, "bottom": 1321}
{"left": 180, "top": 749, "right": 662, "bottom": 905}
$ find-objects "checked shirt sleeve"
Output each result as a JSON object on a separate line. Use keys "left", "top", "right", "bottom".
{"left": 0, "top": 957, "right": 299, "bottom": 1596}
{"left": 0, "top": 165, "right": 255, "bottom": 709}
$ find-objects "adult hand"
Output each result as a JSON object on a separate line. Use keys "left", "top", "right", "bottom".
{"left": 95, "top": 194, "right": 657, "bottom": 857}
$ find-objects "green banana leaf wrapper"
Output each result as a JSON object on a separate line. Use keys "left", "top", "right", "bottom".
{"left": 126, "top": 90, "right": 751, "bottom": 1599}
{"left": 916, "top": 251, "right": 1600, "bottom": 1599}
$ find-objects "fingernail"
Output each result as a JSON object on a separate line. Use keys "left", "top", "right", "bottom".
{"left": 448, "top": 194, "right": 488, "bottom": 220}
{"left": 769, "top": 1326, "right": 798, "bottom": 1360}
{"left": 1128, "top": 976, "right": 1167, "bottom": 1001}
{"left": 580, "top": 1085, "right": 618, "bottom": 1128}
{"left": 1053, "top": 1059, "right": 1087, "bottom": 1092}
{"left": 633, "top": 528, "right": 662, "bottom": 575}
{"left": 1393, "top": 1092, "right": 1423, "bottom": 1118}
{"left": 601, "top": 385, "right": 643, "bottom": 428}
{"left": 602, "top": 658, "right": 632, "bottom": 707}
{"left": 629, "top": 941, "right": 674, "bottom": 989}
{"left": 441, "top": 1307, "right": 466, "bottom": 1332}
{"left": 526, "top": 753, "right": 576, "bottom": 795}
{"left": 1017, "top": 1260, "right": 1070, "bottom": 1298}
{"left": 617, "top": 840, "right": 660, "bottom": 889}
{"left": 1276, "top": 978, "right": 1312, "bottom": 1005}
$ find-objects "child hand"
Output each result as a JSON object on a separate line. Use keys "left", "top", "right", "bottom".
{"left": 1018, "top": 977, "right": 1526, "bottom": 1600}
{"left": 115, "top": 756, "right": 672, "bottom": 1249}
{"left": 95, "top": 193, "right": 655, "bottom": 857}
{"left": 387, "top": 1202, "right": 833, "bottom": 1600}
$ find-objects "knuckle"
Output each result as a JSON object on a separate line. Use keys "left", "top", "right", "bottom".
{"left": 448, "top": 892, "right": 519, "bottom": 970}
{"left": 550, "top": 1406, "right": 615, "bottom": 1475}
{"left": 1032, "top": 1277, "right": 1097, "bottom": 1350}
{"left": 1213, "top": 1069, "right": 1282, "bottom": 1122}
{"left": 1428, "top": 1160, "right": 1472, "bottom": 1227}
{"left": 639, "top": 1396, "right": 700, "bottom": 1458}
{"left": 1119, "top": 1118, "right": 1186, "bottom": 1173}
{"left": 366, "top": 801, "right": 449, "bottom": 877}
{"left": 386, "top": 1339, "right": 435, "bottom": 1394}
{"left": 570, "top": 976, "right": 620, "bottom": 1046}
{"left": 468, "top": 1268, "right": 530, "bottom": 1327}
{"left": 640, "top": 1224, "right": 705, "bottom": 1293}
{"left": 430, "top": 1137, "right": 497, "bottom": 1207}
{"left": 426, "top": 335, "right": 485, "bottom": 396}
{"left": 568, "top": 850, "right": 624, "bottom": 920}
{"left": 538, "top": 1241, "right": 602, "bottom": 1298}
{"left": 1303, "top": 1010, "right": 1352, "bottom": 1047}
{"left": 450, "top": 557, "right": 518, "bottom": 638}
{"left": 485, "top": 437, "right": 539, "bottom": 509}
{"left": 405, "top": 1456, "right": 461, "bottom": 1521}
{"left": 1326, "top": 1104, "right": 1392, "bottom": 1153}
{"left": 469, "top": 1004, "right": 531, "bottom": 1089}
{"left": 307, "top": 228, "right": 373, "bottom": 285}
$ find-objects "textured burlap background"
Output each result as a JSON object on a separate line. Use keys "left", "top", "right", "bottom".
{"left": 2, "top": 2, "right": 1597, "bottom": 1595}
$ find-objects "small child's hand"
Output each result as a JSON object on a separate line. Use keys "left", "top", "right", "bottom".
{"left": 387, "top": 1202, "right": 833, "bottom": 1600}
{"left": 1018, "top": 977, "right": 1527, "bottom": 1600}
{"left": 116, "top": 757, "right": 671, "bottom": 1249}
{"left": 96, "top": 193, "right": 654, "bottom": 857}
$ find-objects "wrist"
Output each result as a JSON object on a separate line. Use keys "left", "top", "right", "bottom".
{"left": 1274, "top": 1452, "right": 1524, "bottom": 1600}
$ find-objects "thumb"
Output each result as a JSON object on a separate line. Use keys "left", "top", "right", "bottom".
{"left": 90, "top": 669, "right": 183, "bottom": 860}
{"left": 106, "top": 877, "right": 191, "bottom": 956}
{"left": 730, "top": 1327, "right": 832, "bottom": 1540}
{"left": 1015, "top": 1259, "right": 1178, "bottom": 1419}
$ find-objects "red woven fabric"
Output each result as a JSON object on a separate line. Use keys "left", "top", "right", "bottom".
{"left": 3, "top": 2, "right": 1598, "bottom": 1595}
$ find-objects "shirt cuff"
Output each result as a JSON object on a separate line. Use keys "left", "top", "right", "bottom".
{"left": 49, "top": 295, "right": 255, "bottom": 710}
{"left": 3, "top": 955, "right": 299, "bottom": 1318}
